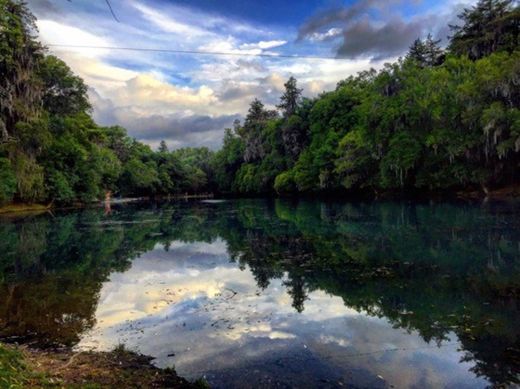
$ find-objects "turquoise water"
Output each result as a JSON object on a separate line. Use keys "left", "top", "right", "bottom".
{"left": 1, "top": 199, "right": 519, "bottom": 388}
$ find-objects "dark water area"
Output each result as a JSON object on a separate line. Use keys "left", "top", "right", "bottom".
{"left": 0, "top": 199, "right": 519, "bottom": 388}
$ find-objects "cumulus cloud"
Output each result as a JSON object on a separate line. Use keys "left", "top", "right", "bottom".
{"left": 240, "top": 40, "right": 288, "bottom": 50}
{"left": 87, "top": 71, "right": 241, "bottom": 149}
{"left": 337, "top": 16, "right": 432, "bottom": 60}
{"left": 121, "top": 113, "right": 241, "bottom": 150}
{"left": 298, "top": 1, "right": 381, "bottom": 41}
{"left": 298, "top": 0, "right": 468, "bottom": 60}
{"left": 308, "top": 28, "right": 343, "bottom": 42}
{"left": 92, "top": 93, "right": 240, "bottom": 150}
{"left": 112, "top": 74, "right": 216, "bottom": 114}
{"left": 28, "top": 0, "right": 400, "bottom": 149}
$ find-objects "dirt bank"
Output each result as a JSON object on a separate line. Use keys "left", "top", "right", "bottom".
{"left": 0, "top": 343, "right": 207, "bottom": 388}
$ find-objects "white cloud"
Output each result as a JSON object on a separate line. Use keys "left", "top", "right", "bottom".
{"left": 131, "top": 2, "right": 211, "bottom": 39}
{"left": 309, "top": 27, "right": 342, "bottom": 42}
{"left": 37, "top": 19, "right": 112, "bottom": 58}
{"left": 31, "top": 1, "right": 391, "bottom": 149}
{"left": 240, "top": 40, "right": 288, "bottom": 50}
{"left": 76, "top": 239, "right": 484, "bottom": 388}
{"left": 113, "top": 74, "right": 216, "bottom": 114}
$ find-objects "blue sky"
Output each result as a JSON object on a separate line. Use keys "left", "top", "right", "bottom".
{"left": 27, "top": 0, "right": 473, "bottom": 149}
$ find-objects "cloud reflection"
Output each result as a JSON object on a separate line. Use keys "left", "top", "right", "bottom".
{"left": 77, "top": 239, "right": 487, "bottom": 388}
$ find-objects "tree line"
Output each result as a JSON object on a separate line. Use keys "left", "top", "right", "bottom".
{"left": 1, "top": 0, "right": 519, "bottom": 205}
{"left": 0, "top": 0, "right": 217, "bottom": 205}
{"left": 215, "top": 0, "right": 520, "bottom": 196}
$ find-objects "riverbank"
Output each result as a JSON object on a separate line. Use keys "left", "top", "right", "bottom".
{"left": 0, "top": 193, "right": 214, "bottom": 216}
{"left": 0, "top": 203, "right": 52, "bottom": 216}
{"left": 0, "top": 343, "right": 206, "bottom": 388}
{"left": 0, "top": 185, "right": 518, "bottom": 217}
{"left": 456, "top": 184, "right": 520, "bottom": 200}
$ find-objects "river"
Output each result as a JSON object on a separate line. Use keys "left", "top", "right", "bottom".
{"left": 0, "top": 199, "right": 519, "bottom": 388}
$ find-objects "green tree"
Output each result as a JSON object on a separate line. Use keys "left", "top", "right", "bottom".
{"left": 0, "top": 158, "right": 16, "bottom": 205}
{"left": 408, "top": 34, "right": 444, "bottom": 67}
{"left": 120, "top": 159, "right": 160, "bottom": 196}
{"left": 277, "top": 76, "right": 303, "bottom": 118}
{"left": 158, "top": 140, "right": 169, "bottom": 153}
{"left": 242, "top": 99, "right": 278, "bottom": 162}
{"left": 38, "top": 55, "right": 91, "bottom": 116}
{"left": 212, "top": 126, "right": 245, "bottom": 193}
{"left": 449, "top": 0, "right": 520, "bottom": 59}
{"left": 0, "top": 0, "right": 44, "bottom": 143}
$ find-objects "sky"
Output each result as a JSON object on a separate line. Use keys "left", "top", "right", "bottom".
{"left": 27, "top": 0, "right": 474, "bottom": 150}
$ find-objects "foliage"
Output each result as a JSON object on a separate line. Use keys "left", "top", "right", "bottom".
{"left": 449, "top": 0, "right": 520, "bottom": 60}
{"left": 0, "top": 158, "right": 16, "bottom": 205}
{"left": 215, "top": 56, "right": 520, "bottom": 196}
{"left": 1, "top": 0, "right": 519, "bottom": 205}
{"left": 0, "top": 1, "right": 219, "bottom": 205}
{"left": 274, "top": 170, "right": 296, "bottom": 194}
{"left": 0, "top": 344, "right": 30, "bottom": 387}
{"left": 38, "top": 55, "right": 91, "bottom": 115}
{"left": 277, "top": 76, "right": 302, "bottom": 118}
{"left": 407, "top": 34, "right": 444, "bottom": 67}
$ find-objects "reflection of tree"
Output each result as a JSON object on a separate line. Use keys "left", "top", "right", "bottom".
{"left": 283, "top": 275, "right": 308, "bottom": 313}
{"left": 0, "top": 207, "right": 172, "bottom": 346}
{"left": 460, "top": 330, "right": 520, "bottom": 385}
{"left": 0, "top": 199, "right": 519, "bottom": 385}
{"left": 224, "top": 199, "right": 520, "bottom": 386}
{"left": 0, "top": 274, "right": 101, "bottom": 347}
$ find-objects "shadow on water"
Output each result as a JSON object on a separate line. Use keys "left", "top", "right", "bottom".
{"left": 0, "top": 199, "right": 519, "bottom": 387}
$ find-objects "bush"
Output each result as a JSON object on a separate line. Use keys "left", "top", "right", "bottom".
{"left": 274, "top": 171, "right": 296, "bottom": 194}
{"left": 0, "top": 158, "right": 16, "bottom": 205}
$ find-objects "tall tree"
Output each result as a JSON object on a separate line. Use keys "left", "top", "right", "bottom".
{"left": 449, "top": 0, "right": 520, "bottom": 59}
{"left": 277, "top": 76, "right": 303, "bottom": 118}
{"left": 408, "top": 38, "right": 428, "bottom": 65}
{"left": 0, "top": 0, "right": 45, "bottom": 142}
{"left": 158, "top": 140, "right": 169, "bottom": 153}
{"left": 242, "top": 99, "right": 277, "bottom": 162}
{"left": 38, "top": 55, "right": 91, "bottom": 116}
{"left": 408, "top": 34, "right": 443, "bottom": 67}
{"left": 424, "top": 34, "right": 444, "bottom": 66}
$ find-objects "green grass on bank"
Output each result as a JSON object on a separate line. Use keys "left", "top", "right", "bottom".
{"left": 0, "top": 344, "right": 27, "bottom": 388}
{"left": 0, "top": 344, "right": 52, "bottom": 388}
{"left": 0, "top": 343, "right": 208, "bottom": 388}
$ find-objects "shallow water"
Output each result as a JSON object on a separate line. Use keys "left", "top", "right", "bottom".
{"left": 1, "top": 199, "right": 519, "bottom": 388}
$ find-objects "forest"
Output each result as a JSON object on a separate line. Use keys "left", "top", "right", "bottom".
{"left": 1, "top": 0, "right": 519, "bottom": 205}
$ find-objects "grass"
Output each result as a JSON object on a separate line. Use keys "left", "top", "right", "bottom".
{"left": 0, "top": 343, "right": 208, "bottom": 388}
{"left": 0, "top": 344, "right": 28, "bottom": 388}
{"left": 0, "top": 344, "right": 54, "bottom": 388}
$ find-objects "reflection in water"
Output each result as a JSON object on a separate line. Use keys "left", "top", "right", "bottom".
{"left": 0, "top": 200, "right": 519, "bottom": 388}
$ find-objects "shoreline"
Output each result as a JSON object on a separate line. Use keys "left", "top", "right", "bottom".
{"left": 0, "top": 193, "right": 215, "bottom": 216}
{"left": 0, "top": 185, "right": 518, "bottom": 216}
{"left": 0, "top": 342, "right": 206, "bottom": 388}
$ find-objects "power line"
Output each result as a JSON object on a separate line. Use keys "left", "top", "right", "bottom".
{"left": 46, "top": 44, "right": 341, "bottom": 60}
{"left": 67, "top": 0, "right": 119, "bottom": 22}
{"left": 104, "top": 0, "right": 120, "bottom": 22}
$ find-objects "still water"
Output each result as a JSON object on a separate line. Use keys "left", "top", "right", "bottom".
{"left": 1, "top": 199, "right": 519, "bottom": 388}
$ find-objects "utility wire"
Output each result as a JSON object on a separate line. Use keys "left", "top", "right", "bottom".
{"left": 104, "top": 0, "right": 120, "bottom": 22}
{"left": 46, "top": 44, "right": 341, "bottom": 60}
{"left": 67, "top": 0, "right": 120, "bottom": 22}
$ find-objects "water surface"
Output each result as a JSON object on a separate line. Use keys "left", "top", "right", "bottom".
{"left": 1, "top": 199, "right": 519, "bottom": 388}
